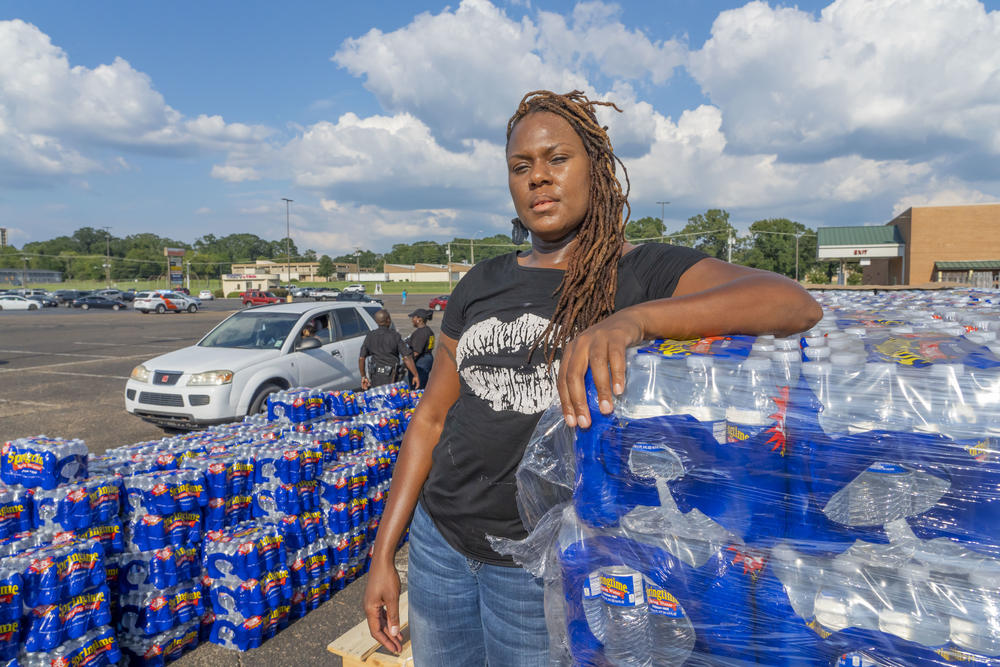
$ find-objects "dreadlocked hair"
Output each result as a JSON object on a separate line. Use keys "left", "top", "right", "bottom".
{"left": 506, "top": 90, "right": 631, "bottom": 364}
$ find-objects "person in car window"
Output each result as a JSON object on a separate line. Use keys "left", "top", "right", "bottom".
{"left": 406, "top": 308, "right": 435, "bottom": 388}
{"left": 359, "top": 309, "right": 420, "bottom": 390}
{"left": 363, "top": 90, "right": 822, "bottom": 666}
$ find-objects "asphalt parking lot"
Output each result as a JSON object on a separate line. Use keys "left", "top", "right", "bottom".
{"left": 0, "top": 293, "right": 426, "bottom": 665}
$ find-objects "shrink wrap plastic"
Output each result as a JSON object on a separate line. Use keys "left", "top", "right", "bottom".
{"left": 494, "top": 290, "right": 1000, "bottom": 666}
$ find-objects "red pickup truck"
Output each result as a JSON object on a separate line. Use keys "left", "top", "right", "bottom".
{"left": 240, "top": 290, "right": 281, "bottom": 306}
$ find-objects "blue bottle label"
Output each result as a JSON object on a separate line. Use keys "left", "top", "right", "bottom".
{"left": 726, "top": 422, "right": 769, "bottom": 444}
{"left": 600, "top": 572, "right": 644, "bottom": 607}
{"left": 644, "top": 582, "right": 685, "bottom": 619}
{"left": 867, "top": 462, "right": 907, "bottom": 474}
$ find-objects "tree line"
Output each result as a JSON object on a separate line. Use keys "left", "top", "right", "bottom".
{"left": 1, "top": 211, "right": 835, "bottom": 283}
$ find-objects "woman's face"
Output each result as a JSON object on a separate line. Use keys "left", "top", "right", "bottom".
{"left": 507, "top": 112, "right": 591, "bottom": 243}
{"left": 410, "top": 315, "right": 421, "bottom": 327}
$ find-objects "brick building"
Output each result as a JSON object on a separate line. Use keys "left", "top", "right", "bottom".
{"left": 817, "top": 204, "right": 1000, "bottom": 287}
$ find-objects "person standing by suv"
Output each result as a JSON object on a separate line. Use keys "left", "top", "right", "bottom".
{"left": 406, "top": 308, "right": 435, "bottom": 388}
{"left": 359, "top": 309, "right": 420, "bottom": 389}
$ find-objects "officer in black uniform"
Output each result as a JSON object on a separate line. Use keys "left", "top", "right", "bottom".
{"left": 359, "top": 309, "right": 420, "bottom": 389}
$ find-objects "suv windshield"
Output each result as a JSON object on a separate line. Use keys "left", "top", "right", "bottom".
{"left": 199, "top": 311, "right": 301, "bottom": 349}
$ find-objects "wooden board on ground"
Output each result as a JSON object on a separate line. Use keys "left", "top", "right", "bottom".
{"left": 327, "top": 591, "right": 413, "bottom": 667}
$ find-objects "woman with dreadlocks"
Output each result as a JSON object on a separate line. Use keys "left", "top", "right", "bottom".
{"left": 364, "top": 90, "right": 822, "bottom": 665}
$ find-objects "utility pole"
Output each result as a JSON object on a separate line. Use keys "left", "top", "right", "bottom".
{"left": 795, "top": 233, "right": 802, "bottom": 282}
{"left": 281, "top": 198, "right": 293, "bottom": 285}
{"left": 657, "top": 201, "right": 670, "bottom": 240}
{"left": 100, "top": 226, "right": 112, "bottom": 287}
{"left": 727, "top": 231, "right": 733, "bottom": 264}
{"left": 447, "top": 243, "right": 453, "bottom": 292}
{"left": 185, "top": 261, "right": 190, "bottom": 290}
{"left": 469, "top": 238, "right": 474, "bottom": 265}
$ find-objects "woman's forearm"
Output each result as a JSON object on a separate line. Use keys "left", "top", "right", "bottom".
{"left": 635, "top": 272, "right": 823, "bottom": 341}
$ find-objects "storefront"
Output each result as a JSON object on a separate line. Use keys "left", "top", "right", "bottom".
{"left": 817, "top": 204, "right": 1000, "bottom": 286}
{"left": 221, "top": 273, "right": 279, "bottom": 295}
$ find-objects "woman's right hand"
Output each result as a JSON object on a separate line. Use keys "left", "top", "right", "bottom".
{"left": 364, "top": 556, "right": 403, "bottom": 654}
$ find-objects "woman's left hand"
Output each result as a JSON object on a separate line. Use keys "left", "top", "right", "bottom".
{"left": 556, "top": 309, "right": 644, "bottom": 429}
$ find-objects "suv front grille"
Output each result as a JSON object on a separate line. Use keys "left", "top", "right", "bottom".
{"left": 138, "top": 392, "right": 184, "bottom": 407}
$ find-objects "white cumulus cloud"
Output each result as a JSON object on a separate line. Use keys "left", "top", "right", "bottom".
{"left": 688, "top": 0, "right": 1000, "bottom": 166}
{"left": 0, "top": 19, "right": 273, "bottom": 185}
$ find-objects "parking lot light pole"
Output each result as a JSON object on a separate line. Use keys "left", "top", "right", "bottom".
{"left": 281, "top": 198, "right": 293, "bottom": 302}
{"left": 657, "top": 201, "right": 670, "bottom": 240}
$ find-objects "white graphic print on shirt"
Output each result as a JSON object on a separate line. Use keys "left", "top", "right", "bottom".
{"left": 455, "top": 312, "right": 559, "bottom": 415}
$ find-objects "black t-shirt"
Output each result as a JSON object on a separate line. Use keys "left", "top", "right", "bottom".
{"left": 419, "top": 243, "right": 707, "bottom": 564}
{"left": 407, "top": 326, "right": 434, "bottom": 362}
{"left": 360, "top": 327, "right": 411, "bottom": 367}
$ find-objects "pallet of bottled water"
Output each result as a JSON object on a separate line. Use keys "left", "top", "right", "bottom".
{"left": 499, "top": 288, "right": 1000, "bottom": 666}
{"left": 0, "top": 382, "right": 419, "bottom": 665}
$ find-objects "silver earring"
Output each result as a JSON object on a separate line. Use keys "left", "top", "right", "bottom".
{"left": 511, "top": 218, "right": 529, "bottom": 245}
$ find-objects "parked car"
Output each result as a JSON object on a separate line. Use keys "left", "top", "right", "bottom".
{"left": 335, "top": 292, "right": 382, "bottom": 305}
{"left": 71, "top": 295, "right": 128, "bottom": 311}
{"left": 429, "top": 295, "right": 449, "bottom": 311}
{"left": 174, "top": 287, "right": 191, "bottom": 295}
{"left": 124, "top": 302, "right": 378, "bottom": 428}
{"left": 0, "top": 295, "right": 39, "bottom": 311}
{"left": 198, "top": 290, "right": 215, "bottom": 301}
{"left": 96, "top": 289, "right": 126, "bottom": 302}
{"left": 241, "top": 290, "right": 282, "bottom": 307}
{"left": 134, "top": 291, "right": 199, "bottom": 314}
{"left": 26, "top": 294, "right": 59, "bottom": 308}
{"left": 311, "top": 288, "right": 341, "bottom": 301}
{"left": 343, "top": 284, "right": 365, "bottom": 293}
{"left": 120, "top": 289, "right": 137, "bottom": 302}
{"left": 290, "top": 286, "right": 313, "bottom": 298}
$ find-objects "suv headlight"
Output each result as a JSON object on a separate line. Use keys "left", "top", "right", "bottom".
{"left": 187, "top": 370, "right": 234, "bottom": 386}
{"left": 130, "top": 365, "right": 151, "bottom": 383}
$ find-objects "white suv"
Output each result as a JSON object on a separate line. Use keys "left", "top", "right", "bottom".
{"left": 343, "top": 283, "right": 365, "bottom": 293}
{"left": 124, "top": 302, "right": 380, "bottom": 428}
{"left": 134, "top": 290, "right": 199, "bottom": 314}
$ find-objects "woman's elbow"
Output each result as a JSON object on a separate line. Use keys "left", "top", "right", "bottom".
{"left": 785, "top": 289, "right": 824, "bottom": 335}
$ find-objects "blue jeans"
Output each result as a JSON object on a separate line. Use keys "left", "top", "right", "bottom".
{"left": 408, "top": 503, "right": 549, "bottom": 666}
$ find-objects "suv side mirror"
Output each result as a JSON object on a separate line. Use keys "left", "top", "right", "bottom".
{"left": 297, "top": 336, "right": 322, "bottom": 351}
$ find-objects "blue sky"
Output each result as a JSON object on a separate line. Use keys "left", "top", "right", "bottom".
{"left": 1, "top": 0, "right": 998, "bottom": 256}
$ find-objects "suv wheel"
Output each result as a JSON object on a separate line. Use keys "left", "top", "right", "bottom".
{"left": 187, "top": 304, "right": 197, "bottom": 313}
{"left": 248, "top": 382, "right": 282, "bottom": 415}
{"left": 112, "top": 304, "right": 120, "bottom": 311}
{"left": 155, "top": 304, "right": 166, "bottom": 314}
{"left": 81, "top": 303, "right": 89, "bottom": 310}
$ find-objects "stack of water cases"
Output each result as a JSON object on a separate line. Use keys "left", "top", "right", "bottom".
{"left": 0, "top": 381, "right": 418, "bottom": 662}
{"left": 501, "top": 288, "right": 1000, "bottom": 666}
{"left": 0, "top": 436, "right": 123, "bottom": 667}
{"left": 115, "top": 462, "right": 207, "bottom": 666}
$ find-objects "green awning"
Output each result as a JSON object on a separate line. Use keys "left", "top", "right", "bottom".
{"left": 935, "top": 260, "right": 1000, "bottom": 270}
{"left": 817, "top": 225, "right": 905, "bottom": 246}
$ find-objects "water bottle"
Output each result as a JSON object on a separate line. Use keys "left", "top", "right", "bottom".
{"left": 643, "top": 576, "right": 695, "bottom": 666}
{"left": 878, "top": 563, "right": 950, "bottom": 649}
{"left": 768, "top": 542, "right": 826, "bottom": 622}
{"left": 823, "top": 461, "right": 916, "bottom": 526}
{"left": 600, "top": 566, "right": 651, "bottom": 667}
{"left": 582, "top": 572, "right": 605, "bottom": 643}
{"left": 950, "top": 565, "right": 1000, "bottom": 656}
{"left": 680, "top": 356, "right": 726, "bottom": 444}
{"left": 724, "top": 357, "right": 775, "bottom": 444}
{"left": 814, "top": 546, "right": 884, "bottom": 633}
